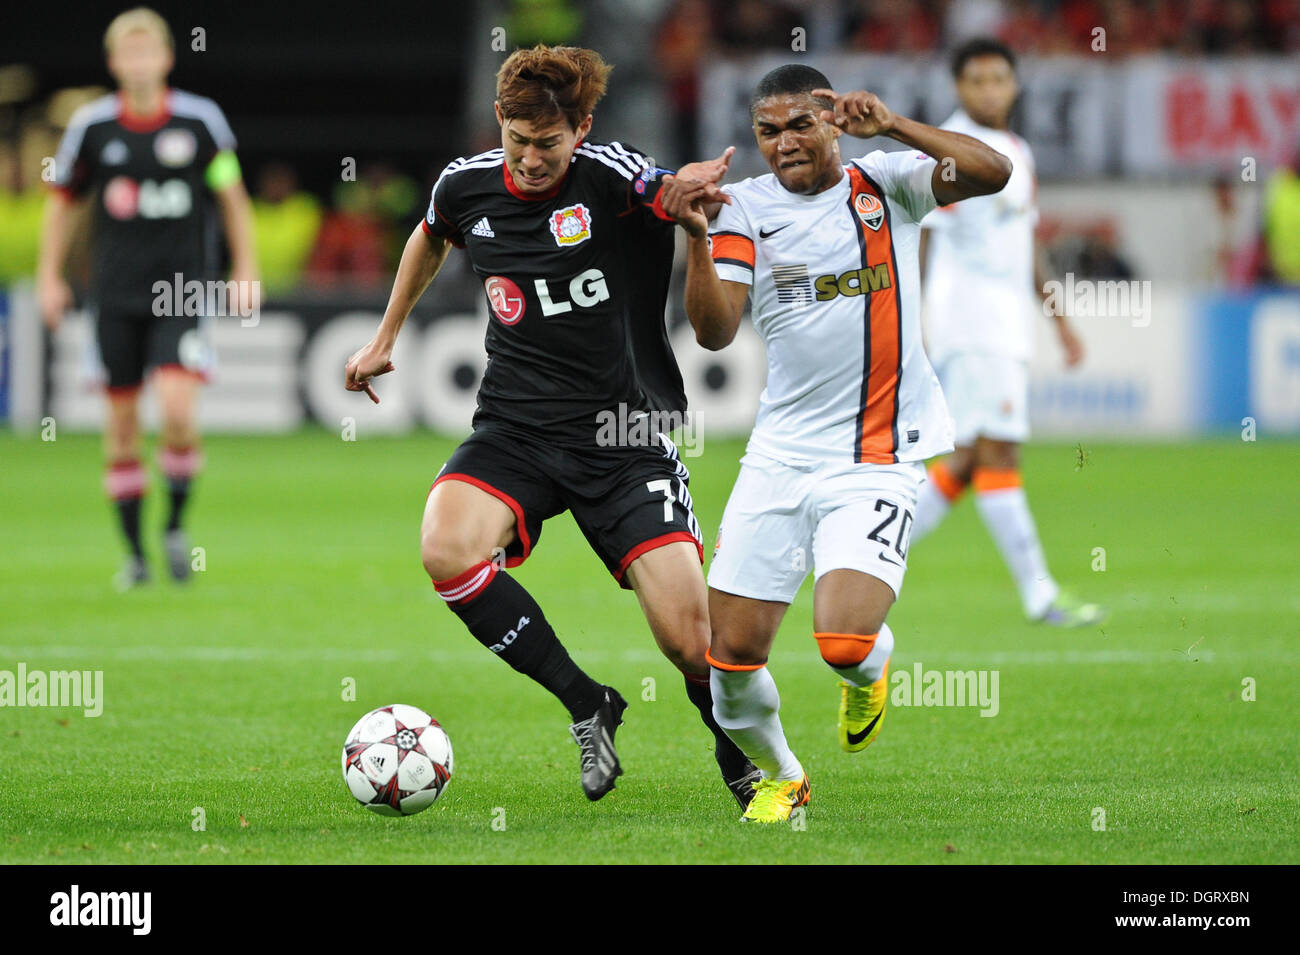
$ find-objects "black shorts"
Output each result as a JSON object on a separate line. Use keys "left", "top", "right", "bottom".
{"left": 94, "top": 306, "right": 212, "bottom": 391}
{"left": 432, "top": 423, "right": 704, "bottom": 589}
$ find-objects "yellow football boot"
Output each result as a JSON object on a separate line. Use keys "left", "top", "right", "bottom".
{"left": 739, "top": 774, "right": 810, "bottom": 824}
{"left": 838, "top": 661, "right": 889, "bottom": 753}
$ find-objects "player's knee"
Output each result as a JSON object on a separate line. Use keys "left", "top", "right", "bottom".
{"left": 707, "top": 632, "right": 768, "bottom": 670}
{"left": 662, "top": 644, "right": 694, "bottom": 672}
{"left": 671, "top": 628, "right": 706, "bottom": 667}
{"left": 976, "top": 439, "right": 1019, "bottom": 470}
{"left": 946, "top": 455, "right": 975, "bottom": 486}
{"left": 677, "top": 608, "right": 711, "bottom": 665}
{"left": 160, "top": 415, "right": 193, "bottom": 446}
{"left": 659, "top": 625, "right": 709, "bottom": 674}
{"left": 106, "top": 418, "right": 138, "bottom": 458}
{"left": 418, "top": 530, "right": 470, "bottom": 582}
{"left": 106, "top": 421, "right": 134, "bottom": 448}
{"left": 420, "top": 527, "right": 488, "bottom": 582}
{"left": 815, "top": 631, "right": 877, "bottom": 667}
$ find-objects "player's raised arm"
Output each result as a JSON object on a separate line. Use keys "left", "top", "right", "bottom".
{"left": 661, "top": 177, "right": 749, "bottom": 350}
{"left": 345, "top": 225, "right": 451, "bottom": 403}
{"left": 812, "top": 88, "right": 1011, "bottom": 205}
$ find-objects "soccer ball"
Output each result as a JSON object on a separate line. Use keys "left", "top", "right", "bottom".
{"left": 341, "top": 704, "right": 453, "bottom": 816}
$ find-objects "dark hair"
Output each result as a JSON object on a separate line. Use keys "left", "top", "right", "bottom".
{"left": 750, "top": 64, "right": 834, "bottom": 119}
{"left": 496, "top": 44, "right": 612, "bottom": 130}
{"left": 950, "top": 37, "right": 1017, "bottom": 79}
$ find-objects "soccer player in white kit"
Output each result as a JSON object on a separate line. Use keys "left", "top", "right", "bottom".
{"left": 662, "top": 65, "right": 1012, "bottom": 822}
{"left": 913, "top": 38, "right": 1105, "bottom": 628}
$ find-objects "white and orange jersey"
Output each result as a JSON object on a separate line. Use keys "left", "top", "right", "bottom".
{"left": 921, "top": 109, "right": 1038, "bottom": 362}
{"left": 710, "top": 149, "right": 953, "bottom": 466}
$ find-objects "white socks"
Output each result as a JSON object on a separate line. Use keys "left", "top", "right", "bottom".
{"left": 974, "top": 482, "right": 1060, "bottom": 619}
{"left": 827, "top": 623, "right": 895, "bottom": 687}
{"left": 710, "top": 665, "right": 803, "bottom": 782}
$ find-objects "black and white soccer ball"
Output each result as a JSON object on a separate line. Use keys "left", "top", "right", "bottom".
{"left": 342, "top": 704, "right": 453, "bottom": 816}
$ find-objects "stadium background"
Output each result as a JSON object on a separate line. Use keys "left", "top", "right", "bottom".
{"left": 2, "top": 0, "right": 1298, "bottom": 438}
{"left": 0, "top": 1, "right": 1298, "bottom": 867}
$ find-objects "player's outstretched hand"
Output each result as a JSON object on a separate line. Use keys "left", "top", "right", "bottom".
{"left": 812, "top": 88, "right": 895, "bottom": 139}
{"left": 674, "top": 146, "right": 735, "bottom": 206}
{"left": 345, "top": 338, "right": 395, "bottom": 404}
{"left": 660, "top": 176, "right": 714, "bottom": 238}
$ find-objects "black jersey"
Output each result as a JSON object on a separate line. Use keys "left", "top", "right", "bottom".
{"left": 53, "top": 89, "right": 236, "bottom": 312}
{"left": 422, "top": 142, "right": 687, "bottom": 444}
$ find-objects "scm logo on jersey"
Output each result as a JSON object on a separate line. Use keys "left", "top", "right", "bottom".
{"left": 549, "top": 203, "right": 592, "bottom": 247}
{"left": 855, "top": 192, "right": 884, "bottom": 231}
{"left": 813, "top": 263, "right": 892, "bottom": 301}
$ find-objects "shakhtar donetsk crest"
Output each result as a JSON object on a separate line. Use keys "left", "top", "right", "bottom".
{"left": 854, "top": 192, "right": 884, "bottom": 231}
{"left": 549, "top": 203, "right": 592, "bottom": 247}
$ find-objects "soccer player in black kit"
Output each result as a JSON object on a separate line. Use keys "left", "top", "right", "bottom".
{"left": 345, "top": 44, "right": 759, "bottom": 805}
{"left": 37, "top": 8, "right": 258, "bottom": 589}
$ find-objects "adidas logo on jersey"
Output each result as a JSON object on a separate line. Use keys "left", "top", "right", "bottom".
{"left": 471, "top": 217, "right": 495, "bottom": 238}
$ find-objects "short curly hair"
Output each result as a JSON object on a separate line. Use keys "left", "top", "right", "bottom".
{"left": 750, "top": 64, "right": 834, "bottom": 120}
{"left": 496, "top": 45, "right": 612, "bottom": 131}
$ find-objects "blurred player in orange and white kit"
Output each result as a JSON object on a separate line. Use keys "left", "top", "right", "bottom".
{"left": 913, "top": 38, "right": 1104, "bottom": 627}
{"left": 665, "top": 65, "right": 1012, "bottom": 822}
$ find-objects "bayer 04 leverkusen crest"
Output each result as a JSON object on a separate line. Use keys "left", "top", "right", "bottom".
{"left": 549, "top": 203, "right": 592, "bottom": 247}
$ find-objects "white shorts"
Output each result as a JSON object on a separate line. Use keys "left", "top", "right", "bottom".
{"left": 706, "top": 452, "right": 924, "bottom": 604}
{"left": 934, "top": 352, "right": 1030, "bottom": 446}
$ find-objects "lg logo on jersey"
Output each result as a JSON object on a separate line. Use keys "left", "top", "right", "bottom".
{"left": 537, "top": 268, "right": 608, "bottom": 316}
{"left": 484, "top": 269, "right": 610, "bottom": 324}
{"left": 485, "top": 276, "right": 525, "bottom": 325}
{"left": 102, "top": 176, "right": 192, "bottom": 220}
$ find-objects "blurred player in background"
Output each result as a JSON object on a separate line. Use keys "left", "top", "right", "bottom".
{"left": 669, "top": 65, "right": 1011, "bottom": 822}
{"left": 36, "top": 7, "right": 258, "bottom": 589}
{"left": 914, "top": 38, "right": 1104, "bottom": 628}
{"left": 345, "top": 45, "right": 760, "bottom": 806}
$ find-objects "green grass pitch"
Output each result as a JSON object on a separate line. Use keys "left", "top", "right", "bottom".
{"left": 1, "top": 429, "right": 1296, "bottom": 864}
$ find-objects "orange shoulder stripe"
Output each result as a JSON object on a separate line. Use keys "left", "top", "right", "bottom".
{"left": 710, "top": 232, "right": 756, "bottom": 269}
